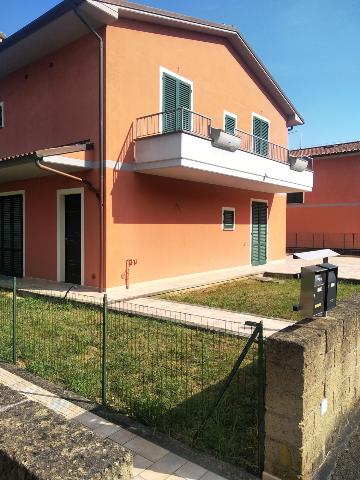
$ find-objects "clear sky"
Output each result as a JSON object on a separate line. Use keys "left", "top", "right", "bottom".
{"left": 1, "top": 0, "right": 359, "bottom": 148}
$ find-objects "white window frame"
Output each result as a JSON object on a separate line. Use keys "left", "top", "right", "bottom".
{"left": 223, "top": 111, "right": 238, "bottom": 132}
{"left": 222, "top": 207, "right": 236, "bottom": 231}
{"left": 0, "top": 102, "right": 4, "bottom": 128}
{"left": 57, "top": 188, "right": 85, "bottom": 285}
{"left": 0, "top": 190, "right": 25, "bottom": 276}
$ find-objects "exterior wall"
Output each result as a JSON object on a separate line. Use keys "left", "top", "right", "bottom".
{"left": 287, "top": 154, "right": 360, "bottom": 249}
{"left": 0, "top": 34, "right": 100, "bottom": 160}
{"left": 104, "top": 19, "right": 289, "bottom": 287}
{"left": 107, "top": 168, "right": 286, "bottom": 287}
{"left": 0, "top": 172, "right": 100, "bottom": 288}
{"left": 265, "top": 300, "right": 360, "bottom": 480}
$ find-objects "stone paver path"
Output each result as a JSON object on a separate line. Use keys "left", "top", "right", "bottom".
{"left": 0, "top": 367, "right": 230, "bottom": 480}
{"left": 124, "top": 297, "right": 293, "bottom": 338}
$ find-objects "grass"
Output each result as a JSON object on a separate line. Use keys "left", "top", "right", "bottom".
{"left": 0, "top": 289, "right": 261, "bottom": 474}
{"left": 159, "top": 277, "right": 360, "bottom": 321}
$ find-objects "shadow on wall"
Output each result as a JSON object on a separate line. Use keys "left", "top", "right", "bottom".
{"left": 110, "top": 129, "right": 276, "bottom": 226}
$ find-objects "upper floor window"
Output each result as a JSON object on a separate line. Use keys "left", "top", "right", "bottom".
{"left": 224, "top": 112, "right": 237, "bottom": 135}
{"left": 253, "top": 115, "right": 269, "bottom": 156}
{"left": 162, "top": 70, "right": 192, "bottom": 133}
{"left": 287, "top": 192, "right": 304, "bottom": 204}
{"left": 0, "top": 102, "right": 4, "bottom": 128}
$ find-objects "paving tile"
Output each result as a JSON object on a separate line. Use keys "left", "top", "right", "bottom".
{"left": 198, "top": 472, "right": 227, "bottom": 480}
{"left": 133, "top": 454, "right": 154, "bottom": 476}
{"left": 74, "top": 411, "right": 108, "bottom": 429}
{"left": 171, "top": 461, "right": 207, "bottom": 480}
{"left": 124, "top": 436, "right": 168, "bottom": 462}
{"left": 141, "top": 453, "right": 187, "bottom": 480}
{"left": 109, "top": 427, "right": 137, "bottom": 445}
{"left": 94, "top": 422, "right": 121, "bottom": 438}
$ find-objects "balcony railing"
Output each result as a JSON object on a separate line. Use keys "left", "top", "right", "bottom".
{"left": 136, "top": 108, "right": 312, "bottom": 169}
{"left": 136, "top": 107, "right": 211, "bottom": 140}
{"left": 234, "top": 129, "right": 288, "bottom": 164}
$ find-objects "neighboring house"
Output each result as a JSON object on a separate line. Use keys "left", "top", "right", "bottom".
{"left": 0, "top": 0, "right": 313, "bottom": 291}
{"left": 287, "top": 141, "right": 360, "bottom": 252}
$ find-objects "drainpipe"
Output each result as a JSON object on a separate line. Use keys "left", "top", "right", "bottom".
{"left": 71, "top": 2, "right": 105, "bottom": 293}
{"left": 34, "top": 158, "right": 100, "bottom": 200}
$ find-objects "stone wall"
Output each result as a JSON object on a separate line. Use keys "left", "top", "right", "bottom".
{"left": 264, "top": 297, "right": 360, "bottom": 480}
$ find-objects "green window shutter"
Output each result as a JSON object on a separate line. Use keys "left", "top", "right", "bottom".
{"left": 178, "top": 80, "right": 192, "bottom": 131}
{"left": 223, "top": 209, "right": 235, "bottom": 230}
{"left": 163, "top": 74, "right": 177, "bottom": 132}
{"left": 225, "top": 114, "right": 236, "bottom": 135}
{"left": 253, "top": 116, "right": 269, "bottom": 156}
{"left": 162, "top": 73, "right": 192, "bottom": 133}
{"left": 251, "top": 202, "right": 267, "bottom": 266}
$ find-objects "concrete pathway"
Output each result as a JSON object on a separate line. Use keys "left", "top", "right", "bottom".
{"left": 0, "top": 367, "right": 230, "bottom": 480}
{"left": 124, "top": 297, "right": 293, "bottom": 338}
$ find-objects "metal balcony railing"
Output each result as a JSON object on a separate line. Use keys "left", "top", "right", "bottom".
{"left": 234, "top": 129, "right": 289, "bottom": 164}
{"left": 136, "top": 108, "right": 211, "bottom": 140}
{"left": 135, "top": 108, "right": 313, "bottom": 170}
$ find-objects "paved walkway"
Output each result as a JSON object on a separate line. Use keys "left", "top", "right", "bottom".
{"left": 124, "top": 297, "right": 293, "bottom": 338}
{"left": 1, "top": 256, "right": 359, "bottom": 304}
{"left": 0, "top": 367, "right": 230, "bottom": 480}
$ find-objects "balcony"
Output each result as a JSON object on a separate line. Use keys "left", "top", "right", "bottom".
{"left": 134, "top": 108, "right": 313, "bottom": 193}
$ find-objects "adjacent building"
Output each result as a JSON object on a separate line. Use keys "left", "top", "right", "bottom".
{"left": 0, "top": 0, "right": 313, "bottom": 290}
{"left": 287, "top": 141, "right": 360, "bottom": 252}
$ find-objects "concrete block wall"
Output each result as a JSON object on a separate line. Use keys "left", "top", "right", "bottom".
{"left": 264, "top": 299, "right": 360, "bottom": 480}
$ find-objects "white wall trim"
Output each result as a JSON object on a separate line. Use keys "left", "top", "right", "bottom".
{"left": 56, "top": 188, "right": 84, "bottom": 285}
{"left": 222, "top": 206, "right": 235, "bottom": 231}
{"left": 250, "top": 198, "right": 269, "bottom": 265}
{"left": 0, "top": 190, "right": 25, "bottom": 276}
{"left": 223, "top": 110, "right": 238, "bottom": 130}
{"left": 252, "top": 111, "right": 271, "bottom": 126}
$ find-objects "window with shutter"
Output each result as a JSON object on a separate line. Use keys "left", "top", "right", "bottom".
{"left": 287, "top": 192, "right": 304, "bottom": 204}
{"left": 0, "top": 102, "right": 4, "bottom": 128}
{"left": 222, "top": 208, "right": 235, "bottom": 231}
{"left": 224, "top": 114, "right": 236, "bottom": 135}
{"left": 162, "top": 73, "right": 192, "bottom": 133}
{"left": 253, "top": 116, "right": 269, "bottom": 156}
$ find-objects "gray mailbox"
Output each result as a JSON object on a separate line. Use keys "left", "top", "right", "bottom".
{"left": 317, "top": 263, "right": 338, "bottom": 312}
{"left": 299, "top": 265, "right": 327, "bottom": 317}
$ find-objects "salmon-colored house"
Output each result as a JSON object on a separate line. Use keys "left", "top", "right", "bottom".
{"left": 287, "top": 141, "right": 360, "bottom": 252}
{"left": 0, "top": 0, "right": 313, "bottom": 291}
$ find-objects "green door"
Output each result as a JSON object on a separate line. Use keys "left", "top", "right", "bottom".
{"left": 251, "top": 201, "right": 267, "bottom": 266}
{"left": 163, "top": 73, "right": 192, "bottom": 132}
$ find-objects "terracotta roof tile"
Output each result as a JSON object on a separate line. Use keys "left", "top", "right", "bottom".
{"left": 290, "top": 141, "right": 360, "bottom": 158}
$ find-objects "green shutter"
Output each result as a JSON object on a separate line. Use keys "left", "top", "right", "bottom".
{"left": 251, "top": 202, "right": 267, "bottom": 266}
{"left": 253, "top": 116, "right": 269, "bottom": 156}
{"left": 223, "top": 209, "right": 235, "bottom": 230}
{"left": 163, "top": 74, "right": 177, "bottom": 132}
{"left": 225, "top": 114, "right": 236, "bottom": 135}
{"left": 162, "top": 73, "right": 192, "bottom": 133}
{"left": 178, "top": 80, "right": 192, "bottom": 131}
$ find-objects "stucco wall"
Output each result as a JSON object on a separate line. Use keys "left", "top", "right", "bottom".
{"left": 264, "top": 299, "right": 360, "bottom": 480}
{"left": 287, "top": 154, "right": 360, "bottom": 248}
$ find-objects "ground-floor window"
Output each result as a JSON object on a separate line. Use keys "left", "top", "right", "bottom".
{"left": 222, "top": 207, "right": 235, "bottom": 231}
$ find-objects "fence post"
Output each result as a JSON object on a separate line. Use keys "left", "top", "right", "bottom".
{"left": 257, "top": 321, "right": 265, "bottom": 475}
{"left": 12, "top": 277, "right": 17, "bottom": 364}
{"left": 101, "top": 293, "right": 108, "bottom": 405}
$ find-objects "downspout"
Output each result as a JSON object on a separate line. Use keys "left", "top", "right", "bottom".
{"left": 34, "top": 158, "right": 100, "bottom": 200}
{"left": 71, "top": 2, "right": 105, "bottom": 293}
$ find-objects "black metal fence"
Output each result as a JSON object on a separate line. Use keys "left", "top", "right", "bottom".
{"left": 0, "top": 279, "right": 265, "bottom": 476}
{"left": 287, "top": 232, "right": 360, "bottom": 252}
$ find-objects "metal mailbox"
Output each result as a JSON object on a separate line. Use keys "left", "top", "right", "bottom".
{"left": 317, "top": 263, "right": 338, "bottom": 311}
{"left": 299, "top": 265, "right": 327, "bottom": 317}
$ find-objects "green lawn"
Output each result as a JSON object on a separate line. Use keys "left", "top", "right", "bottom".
{"left": 159, "top": 278, "right": 360, "bottom": 321}
{"left": 0, "top": 290, "right": 261, "bottom": 474}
